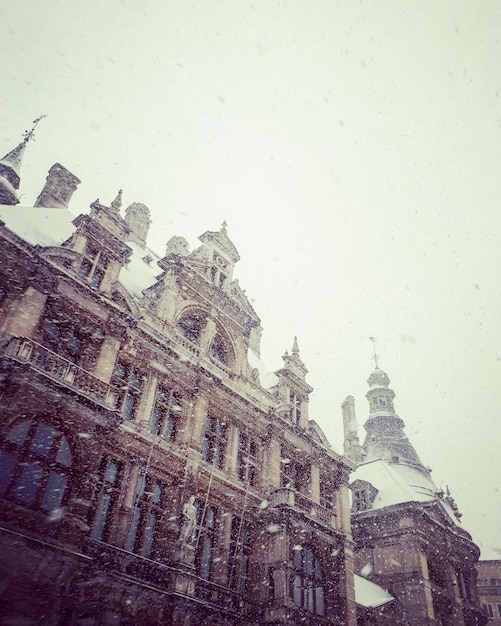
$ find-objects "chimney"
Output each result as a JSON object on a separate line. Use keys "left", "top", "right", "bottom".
{"left": 124, "top": 202, "right": 151, "bottom": 248}
{"left": 342, "top": 395, "right": 362, "bottom": 464}
{"left": 35, "top": 163, "right": 81, "bottom": 209}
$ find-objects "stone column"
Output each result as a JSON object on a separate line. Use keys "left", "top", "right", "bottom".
{"left": 1, "top": 287, "right": 47, "bottom": 338}
{"left": 94, "top": 336, "right": 121, "bottom": 382}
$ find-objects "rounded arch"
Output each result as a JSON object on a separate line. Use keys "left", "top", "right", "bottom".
{"left": 0, "top": 414, "right": 76, "bottom": 514}
{"left": 209, "top": 323, "right": 236, "bottom": 367}
{"left": 175, "top": 305, "right": 209, "bottom": 344}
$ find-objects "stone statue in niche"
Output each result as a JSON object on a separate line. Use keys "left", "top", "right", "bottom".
{"left": 179, "top": 495, "right": 197, "bottom": 546}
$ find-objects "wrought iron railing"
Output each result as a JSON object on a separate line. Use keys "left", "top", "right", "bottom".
{"left": 83, "top": 539, "right": 255, "bottom": 617}
{"left": 268, "top": 487, "right": 336, "bottom": 527}
{"left": 3, "top": 336, "right": 120, "bottom": 409}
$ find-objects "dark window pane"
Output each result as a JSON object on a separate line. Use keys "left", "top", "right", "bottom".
{"left": 125, "top": 507, "right": 141, "bottom": 552}
{"left": 14, "top": 461, "right": 43, "bottom": 505}
{"left": 91, "top": 492, "right": 112, "bottom": 540}
{"left": 56, "top": 437, "right": 72, "bottom": 467}
{"left": 41, "top": 472, "right": 67, "bottom": 512}
{"left": 141, "top": 512, "right": 157, "bottom": 557}
{"left": 6, "top": 420, "right": 31, "bottom": 446}
{"left": 31, "top": 423, "right": 55, "bottom": 457}
{"left": 0, "top": 450, "right": 16, "bottom": 493}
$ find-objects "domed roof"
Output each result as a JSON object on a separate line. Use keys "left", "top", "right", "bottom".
{"left": 367, "top": 367, "right": 390, "bottom": 388}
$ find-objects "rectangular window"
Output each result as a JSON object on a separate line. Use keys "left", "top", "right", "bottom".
{"left": 113, "top": 361, "right": 144, "bottom": 421}
{"left": 125, "top": 472, "right": 164, "bottom": 559}
{"left": 195, "top": 502, "right": 217, "bottom": 580}
{"left": 237, "top": 433, "right": 258, "bottom": 487}
{"left": 202, "top": 415, "right": 226, "bottom": 469}
{"left": 91, "top": 459, "right": 122, "bottom": 541}
{"left": 290, "top": 393, "right": 302, "bottom": 425}
{"left": 228, "top": 516, "right": 252, "bottom": 594}
{"left": 78, "top": 244, "right": 107, "bottom": 288}
{"left": 320, "top": 473, "right": 334, "bottom": 510}
{"left": 150, "top": 386, "right": 182, "bottom": 440}
{"left": 482, "top": 604, "right": 494, "bottom": 618}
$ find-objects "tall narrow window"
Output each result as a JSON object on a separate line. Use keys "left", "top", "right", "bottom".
{"left": 195, "top": 502, "right": 217, "bottom": 580}
{"left": 0, "top": 418, "right": 72, "bottom": 514}
{"left": 202, "top": 415, "right": 226, "bottom": 469}
{"left": 290, "top": 393, "right": 302, "bottom": 425}
{"left": 150, "top": 386, "right": 182, "bottom": 441}
{"left": 91, "top": 458, "right": 122, "bottom": 541}
{"left": 228, "top": 516, "right": 252, "bottom": 594}
{"left": 237, "top": 433, "right": 258, "bottom": 487}
{"left": 292, "top": 546, "right": 325, "bottom": 616}
{"left": 320, "top": 473, "right": 334, "bottom": 511}
{"left": 78, "top": 244, "right": 107, "bottom": 288}
{"left": 112, "top": 361, "right": 144, "bottom": 421}
{"left": 125, "top": 473, "right": 164, "bottom": 558}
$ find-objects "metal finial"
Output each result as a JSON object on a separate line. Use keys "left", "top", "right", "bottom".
{"left": 369, "top": 336, "right": 379, "bottom": 368}
{"left": 221, "top": 220, "right": 228, "bottom": 233}
{"left": 22, "top": 114, "right": 47, "bottom": 144}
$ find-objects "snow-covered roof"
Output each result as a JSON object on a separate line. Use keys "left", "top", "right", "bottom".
{"left": 248, "top": 347, "right": 278, "bottom": 390}
{"left": 0, "top": 205, "right": 76, "bottom": 247}
{"left": 354, "top": 573, "right": 394, "bottom": 608}
{"left": 351, "top": 459, "right": 461, "bottom": 526}
{"left": 119, "top": 241, "right": 162, "bottom": 299}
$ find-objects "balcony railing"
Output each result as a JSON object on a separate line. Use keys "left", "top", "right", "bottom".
{"left": 83, "top": 539, "right": 255, "bottom": 617}
{"left": 3, "top": 336, "right": 120, "bottom": 410}
{"left": 268, "top": 487, "right": 336, "bottom": 528}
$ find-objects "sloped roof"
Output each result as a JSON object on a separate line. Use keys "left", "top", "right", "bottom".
{"left": 354, "top": 574, "right": 394, "bottom": 608}
{"left": 351, "top": 459, "right": 462, "bottom": 526}
{"left": 0, "top": 206, "right": 76, "bottom": 246}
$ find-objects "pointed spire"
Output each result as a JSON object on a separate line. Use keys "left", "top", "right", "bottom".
{"left": 0, "top": 115, "right": 46, "bottom": 205}
{"left": 362, "top": 362, "right": 426, "bottom": 471}
{"left": 110, "top": 189, "right": 123, "bottom": 212}
{"left": 292, "top": 336, "right": 300, "bottom": 356}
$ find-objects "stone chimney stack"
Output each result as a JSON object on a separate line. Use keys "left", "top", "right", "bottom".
{"left": 35, "top": 163, "right": 81, "bottom": 209}
{"left": 124, "top": 202, "right": 151, "bottom": 248}
{"left": 342, "top": 395, "right": 362, "bottom": 464}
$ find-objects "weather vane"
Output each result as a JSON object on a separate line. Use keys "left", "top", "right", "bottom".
{"left": 369, "top": 336, "right": 379, "bottom": 368}
{"left": 22, "top": 114, "right": 46, "bottom": 144}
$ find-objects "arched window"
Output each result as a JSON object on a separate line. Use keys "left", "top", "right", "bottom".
{"left": 209, "top": 333, "right": 229, "bottom": 364}
{"left": 176, "top": 311, "right": 207, "bottom": 344}
{"left": 292, "top": 546, "right": 325, "bottom": 616}
{"left": 0, "top": 418, "right": 72, "bottom": 513}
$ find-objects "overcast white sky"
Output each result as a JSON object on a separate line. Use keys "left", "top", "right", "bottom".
{"left": 2, "top": 0, "right": 500, "bottom": 558}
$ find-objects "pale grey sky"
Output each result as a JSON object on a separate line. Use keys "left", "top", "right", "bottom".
{"left": 2, "top": 0, "right": 500, "bottom": 558}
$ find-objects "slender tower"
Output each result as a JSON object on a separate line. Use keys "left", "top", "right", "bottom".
{"left": 0, "top": 116, "right": 45, "bottom": 205}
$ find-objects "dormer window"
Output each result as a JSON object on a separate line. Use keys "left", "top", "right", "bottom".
{"left": 78, "top": 244, "right": 107, "bottom": 288}
{"left": 351, "top": 479, "right": 378, "bottom": 513}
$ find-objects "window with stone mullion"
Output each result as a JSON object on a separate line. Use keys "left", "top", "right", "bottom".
{"left": 113, "top": 361, "right": 144, "bottom": 421}
{"left": 125, "top": 473, "right": 164, "bottom": 558}
{"left": 0, "top": 418, "right": 72, "bottom": 514}
{"left": 292, "top": 546, "right": 325, "bottom": 616}
{"left": 237, "top": 433, "right": 258, "bottom": 486}
{"left": 202, "top": 415, "right": 227, "bottom": 469}
{"left": 195, "top": 501, "right": 217, "bottom": 580}
{"left": 150, "top": 386, "right": 182, "bottom": 441}
{"left": 90, "top": 458, "right": 122, "bottom": 542}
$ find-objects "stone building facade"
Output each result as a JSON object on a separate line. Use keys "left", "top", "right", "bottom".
{"left": 0, "top": 137, "right": 358, "bottom": 625}
{"left": 344, "top": 367, "right": 487, "bottom": 625}
{"left": 476, "top": 561, "right": 501, "bottom": 624}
